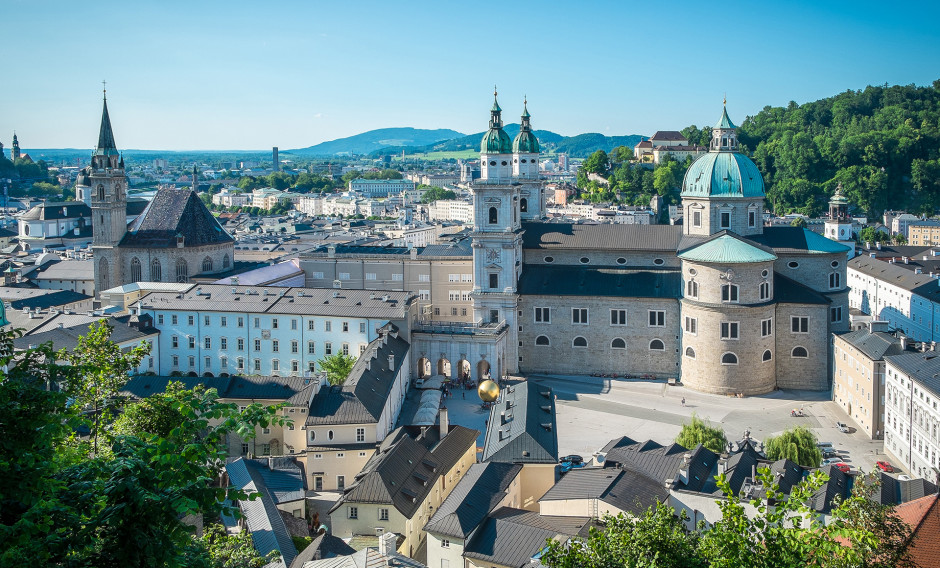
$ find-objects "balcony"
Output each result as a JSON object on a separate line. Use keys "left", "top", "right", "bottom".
{"left": 413, "top": 320, "right": 508, "bottom": 336}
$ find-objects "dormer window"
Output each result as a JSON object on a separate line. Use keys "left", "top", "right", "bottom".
{"left": 720, "top": 211, "right": 731, "bottom": 229}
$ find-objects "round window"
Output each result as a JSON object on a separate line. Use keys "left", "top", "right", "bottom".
{"left": 501, "top": 161, "right": 508, "bottom": 166}
{"left": 513, "top": 159, "right": 518, "bottom": 163}
{"left": 521, "top": 159, "right": 527, "bottom": 163}
{"left": 689, "top": 268, "right": 697, "bottom": 275}
{"left": 788, "top": 261, "right": 799, "bottom": 269}
{"left": 831, "top": 261, "right": 839, "bottom": 268}
{"left": 761, "top": 269, "right": 769, "bottom": 278}
{"left": 617, "top": 257, "right": 627, "bottom": 265}
{"left": 544, "top": 256, "right": 554, "bottom": 263}
{"left": 580, "top": 257, "right": 590, "bottom": 264}
{"left": 654, "top": 258, "right": 665, "bottom": 265}
{"left": 489, "top": 161, "right": 496, "bottom": 166}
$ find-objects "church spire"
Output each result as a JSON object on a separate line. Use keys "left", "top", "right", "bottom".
{"left": 192, "top": 164, "right": 198, "bottom": 192}
{"left": 97, "top": 84, "right": 118, "bottom": 155}
{"left": 490, "top": 86, "right": 503, "bottom": 128}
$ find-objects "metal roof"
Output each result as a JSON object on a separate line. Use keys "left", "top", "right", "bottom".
{"left": 120, "top": 187, "right": 234, "bottom": 248}
{"left": 121, "top": 374, "right": 316, "bottom": 406}
{"left": 678, "top": 233, "right": 777, "bottom": 264}
{"left": 518, "top": 266, "right": 681, "bottom": 298}
{"left": 424, "top": 462, "right": 522, "bottom": 539}
{"left": 681, "top": 151, "right": 764, "bottom": 198}
{"left": 849, "top": 256, "right": 940, "bottom": 300}
{"left": 836, "top": 329, "right": 904, "bottom": 361}
{"left": 539, "top": 468, "right": 622, "bottom": 501}
{"left": 715, "top": 105, "right": 736, "bottom": 129}
{"left": 522, "top": 222, "right": 682, "bottom": 251}
{"left": 774, "top": 273, "right": 831, "bottom": 305}
{"left": 36, "top": 260, "right": 95, "bottom": 281}
{"left": 226, "top": 457, "right": 298, "bottom": 567}
{"left": 482, "top": 381, "right": 558, "bottom": 464}
{"left": 885, "top": 352, "right": 940, "bottom": 398}
{"left": 750, "top": 227, "right": 851, "bottom": 254}
{"left": 463, "top": 507, "right": 592, "bottom": 568}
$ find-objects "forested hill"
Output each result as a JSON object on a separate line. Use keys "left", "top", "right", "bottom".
{"left": 736, "top": 81, "right": 940, "bottom": 216}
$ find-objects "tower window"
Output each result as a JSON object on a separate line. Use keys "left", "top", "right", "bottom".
{"left": 489, "top": 273, "right": 498, "bottom": 289}
{"left": 151, "top": 258, "right": 162, "bottom": 282}
{"left": 649, "top": 339, "right": 665, "bottom": 351}
{"left": 572, "top": 336, "right": 588, "bottom": 348}
{"left": 488, "top": 207, "right": 498, "bottom": 224}
{"left": 721, "top": 284, "right": 739, "bottom": 303}
{"left": 97, "top": 185, "right": 105, "bottom": 200}
{"left": 202, "top": 256, "right": 213, "bottom": 273}
{"left": 130, "top": 257, "right": 142, "bottom": 283}
{"left": 535, "top": 335, "right": 550, "bottom": 346}
{"left": 792, "top": 346, "right": 809, "bottom": 358}
{"left": 762, "top": 350, "right": 773, "bottom": 362}
{"left": 520, "top": 198, "right": 528, "bottom": 212}
{"left": 692, "top": 210, "right": 701, "bottom": 227}
{"left": 175, "top": 258, "right": 189, "bottom": 283}
{"left": 501, "top": 161, "right": 507, "bottom": 166}
{"left": 748, "top": 210, "right": 757, "bottom": 227}
{"left": 611, "top": 338, "right": 626, "bottom": 349}
{"left": 685, "top": 347, "right": 696, "bottom": 359}
{"left": 720, "top": 211, "right": 731, "bottom": 229}
{"left": 721, "top": 352, "right": 738, "bottom": 365}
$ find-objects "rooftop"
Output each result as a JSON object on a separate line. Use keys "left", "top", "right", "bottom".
{"left": 424, "top": 462, "right": 523, "bottom": 539}
{"left": 521, "top": 222, "right": 682, "bottom": 251}
{"left": 482, "top": 381, "right": 558, "bottom": 465}
{"left": 120, "top": 187, "right": 234, "bottom": 248}
{"left": 678, "top": 232, "right": 777, "bottom": 264}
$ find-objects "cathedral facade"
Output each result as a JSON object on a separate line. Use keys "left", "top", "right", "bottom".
{"left": 84, "top": 94, "right": 235, "bottom": 294}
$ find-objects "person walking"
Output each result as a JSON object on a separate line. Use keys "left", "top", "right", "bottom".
{"left": 681, "top": 397, "right": 686, "bottom": 407}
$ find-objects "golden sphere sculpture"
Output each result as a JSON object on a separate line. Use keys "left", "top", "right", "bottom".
{"left": 478, "top": 380, "right": 500, "bottom": 403}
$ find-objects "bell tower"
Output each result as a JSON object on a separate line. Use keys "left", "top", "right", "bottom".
{"left": 825, "top": 183, "right": 854, "bottom": 254}
{"left": 90, "top": 85, "right": 128, "bottom": 294}
{"left": 512, "top": 98, "right": 543, "bottom": 220}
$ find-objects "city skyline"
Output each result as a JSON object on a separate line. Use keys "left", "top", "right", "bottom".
{"left": 2, "top": 0, "right": 939, "bottom": 151}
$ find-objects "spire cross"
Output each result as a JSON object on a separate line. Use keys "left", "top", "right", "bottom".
{"left": 102, "top": 80, "right": 107, "bottom": 99}
{"left": 723, "top": 93, "right": 726, "bottom": 106}
{"left": 494, "top": 84, "right": 497, "bottom": 97}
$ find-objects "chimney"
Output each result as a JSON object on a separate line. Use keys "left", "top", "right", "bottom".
{"left": 388, "top": 354, "right": 395, "bottom": 371}
{"left": 904, "top": 256, "right": 909, "bottom": 264}
{"left": 410, "top": 247, "right": 418, "bottom": 260}
{"left": 916, "top": 268, "right": 923, "bottom": 274}
{"left": 869, "top": 320, "right": 890, "bottom": 333}
{"left": 876, "top": 242, "right": 882, "bottom": 250}
{"left": 869, "top": 252, "right": 876, "bottom": 258}
{"left": 378, "top": 531, "right": 397, "bottom": 555}
{"left": 677, "top": 453, "right": 691, "bottom": 484}
{"left": 439, "top": 407, "right": 449, "bottom": 436}
{"left": 327, "top": 245, "right": 336, "bottom": 258}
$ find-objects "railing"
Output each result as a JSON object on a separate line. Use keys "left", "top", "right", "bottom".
{"left": 413, "top": 320, "right": 508, "bottom": 336}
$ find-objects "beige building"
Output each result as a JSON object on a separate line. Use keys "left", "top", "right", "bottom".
{"left": 908, "top": 224, "right": 940, "bottom": 247}
{"left": 329, "top": 422, "right": 479, "bottom": 559}
{"left": 833, "top": 322, "right": 906, "bottom": 439}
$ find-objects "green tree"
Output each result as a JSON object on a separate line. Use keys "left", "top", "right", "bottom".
{"left": 59, "top": 320, "right": 150, "bottom": 454}
{"left": 317, "top": 353, "right": 357, "bottom": 385}
{"left": 191, "top": 523, "right": 277, "bottom": 568}
{"left": 859, "top": 225, "right": 890, "bottom": 244}
{"left": 763, "top": 426, "right": 822, "bottom": 467}
{"left": 581, "top": 150, "right": 610, "bottom": 176}
{"left": 893, "top": 233, "right": 908, "bottom": 245}
{"left": 675, "top": 413, "right": 728, "bottom": 454}
{"left": 420, "top": 186, "right": 457, "bottom": 203}
{"left": 237, "top": 176, "right": 262, "bottom": 191}
{"left": 790, "top": 216, "right": 808, "bottom": 228}
{"left": 112, "top": 381, "right": 188, "bottom": 438}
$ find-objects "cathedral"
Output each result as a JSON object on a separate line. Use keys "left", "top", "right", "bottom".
{"left": 83, "top": 92, "right": 235, "bottom": 294}
{"left": 461, "top": 94, "right": 849, "bottom": 395}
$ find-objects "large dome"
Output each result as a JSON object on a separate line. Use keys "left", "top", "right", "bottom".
{"left": 481, "top": 128, "right": 513, "bottom": 154}
{"left": 512, "top": 130, "right": 539, "bottom": 153}
{"left": 681, "top": 152, "right": 765, "bottom": 198}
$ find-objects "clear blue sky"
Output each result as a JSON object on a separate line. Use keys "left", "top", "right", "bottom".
{"left": 2, "top": 0, "right": 939, "bottom": 151}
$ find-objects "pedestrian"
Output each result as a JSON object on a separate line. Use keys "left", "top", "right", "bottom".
{"left": 681, "top": 397, "right": 686, "bottom": 407}
{"left": 462, "top": 391, "right": 465, "bottom": 399}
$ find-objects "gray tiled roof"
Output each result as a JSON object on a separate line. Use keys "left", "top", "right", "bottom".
{"left": 226, "top": 457, "right": 297, "bottom": 567}
{"left": 120, "top": 187, "right": 234, "bottom": 248}
{"left": 849, "top": 256, "right": 940, "bottom": 300}
{"left": 603, "top": 439, "right": 690, "bottom": 484}
{"left": 522, "top": 222, "right": 682, "bottom": 251}
{"left": 0, "top": 287, "right": 91, "bottom": 310}
{"left": 13, "top": 314, "right": 157, "bottom": 351}
{"left": 774, "top": 273, "right": 831, "bottom": 305}
{"left": 601, "top": 469, "right": 668, "bottom": 514}
{"left": 885, "top": 352, "right": 940, "bottom": 397}
{"left": 518, "top": 266, "right": 681, "bottom": 298}
{"left": 307, "top": 325, "right": 410, "bottom": 425}
{"left": 837, "top": 329, "right": 904, "bottom": 361}
{"left": 463, "top": 507, "right": 592, "bottom": 568}
{"left": 288, "top": 532, "right": 355, "bottom": 568}
{"left": 424, "top": 462, "right": 523, "bottom": 539}
{"left": 121, "top": 374, "right": 316, "bottom": 406}
{"left": 18, "top": 201, "right": 90, "bottom": 221}
{"left": 35, "top": 260, "right": 94, "bottom": 281}
{"left": 330, "top": 424, "right": 479, "bottom": 518}
{"left": 540, "top": 468, "right": 622, "bottom": 501}
{"left": 483, "top": 381, "right": 558, "bottom": 464}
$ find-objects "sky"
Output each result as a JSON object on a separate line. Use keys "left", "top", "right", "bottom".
{"left": 2, "top": 0, "right": 939, "bottom": 151}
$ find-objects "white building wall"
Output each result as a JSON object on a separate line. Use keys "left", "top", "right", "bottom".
{"left": 884, "top": 360, "right": 940, "bottom": 480}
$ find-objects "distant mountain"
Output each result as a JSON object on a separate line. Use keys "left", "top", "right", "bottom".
{"left": 288, "top": 127, "right": 465, "bottom": 156}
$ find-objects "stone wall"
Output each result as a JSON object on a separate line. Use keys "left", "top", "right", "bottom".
{"left": 773, "top": 302, "right": 830, "bottom": 390}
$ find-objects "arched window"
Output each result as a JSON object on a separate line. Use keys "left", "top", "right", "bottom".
{"left": 762, "top": 349, "right": 773, "bottom": 362}
{"left": 130, "top": 257, "right": 142, "bottom": 282}
{"left": 649, "top": 339, "right": 665, "bottom": 351}
{"left": 222, "top": 253, "right": 230, "bottom": 269}
{"left": 611, "top": 338, "right": 626, "bottom": 349}
{"left": 520, "top": 198, "right": 528, "bottom": 212}
{"left": 202, "top": 256, "right": 213, "bottom": 273}
{"left": 535, "top": 335, "right": 550, "bottom": 346}
{"left": 175, "top": 258, "right": 189, "bottom": 283}
{"left": 488, "top": 207, "right": 498, "bottom": 224}
{"left": 97, "top": 184, "right": 105, "bottom": 201}
{"left": 759, "top": 282, "right": 770, "bottom": 300}
{"left": 792, "top": 346, "right": 809, "bottom": 358}
{"left": 150, "top": 258, "right": 162, "bottom": 282}
{"left": 721, "top": 284, "right": 739, "bottom": 303}
{"left": 721, "top": 352, "right": 738, "bottom": 365}
{"left": 685, "top": 347, "right": 696, "bottom": 359}
{"left": 829, "top": 273, "right": 841, "bottom": 289}
{"left": 573, "top": 336, "right": 587, "bottom": 348}
{"left": 98, "top": 258, "right": 110, "bottom": 291}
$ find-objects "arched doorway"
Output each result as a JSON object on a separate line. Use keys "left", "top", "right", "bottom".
{"left": 437, "top": 357, "right": 451, "bottom": 377}
{"left": 457, "top": 359, "right": 471, "bottom": 382}
{"left": 477, "top": 360, "right": 491, "bottom": 382}
{"left": 417, "top": 358, "right": 431, "bottom": 378}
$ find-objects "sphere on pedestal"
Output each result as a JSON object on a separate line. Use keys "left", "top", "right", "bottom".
{"left": 478, "top": 380, "right": 499, "bottom": 403}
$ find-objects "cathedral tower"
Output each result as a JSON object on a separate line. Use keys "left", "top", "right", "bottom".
{"left": 90, "top": 89, "right": 128, "bottom": 294}
{"left": 512, "top": 98, "right": 543, "bottom": 220}
{"left": 11, "top": 133, "right": 20, "bottom": 161}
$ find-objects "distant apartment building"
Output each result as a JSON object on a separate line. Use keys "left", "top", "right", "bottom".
{"left": 420, "top": 173, "right": 458, "bottom": 187}
{"left": 428, "top": 199, "right": 474, "bottom": 224}
{"left": 251, "top": 188, "right": 290, "bottom": 210}
{"left": 212, "top": 187, "right": 250, "bottom": 208}
{"left": 847, "top": 256, "right": 940, "bottom": 343}
{"left": 348, "top": 178, "right": 415, "bottom": 198}
{"left": 884, "top": 351, "right": 940, "bottom": 481}
{"left": 634, "top": 131, "right": 707, "bottom": 164}
{"left": 892, "top": 214, "right": 924, "bottom": 238}
{"left": 908, "top": 223, "right": 940, "bottom": 246}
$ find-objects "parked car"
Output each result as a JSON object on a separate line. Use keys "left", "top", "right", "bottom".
{"left": 822, "top": 448, "right": 839, "bottom": 459}
{"left": 821, "top": 457, "right": 843, "bottom": 466}
{"left": 832, "top": 463, "right": 851, "bottom": 473}
{"left": 561, "top": 454, "right": 584, "bottom": 465}
{"left": 875, "top": 461, "right": 895, "bottom": 473}
{"left": 817, "top": 442, "right": 834, "bottom": 450}
{"left": 836, "top": 422, "right": 850, "bottom": 433}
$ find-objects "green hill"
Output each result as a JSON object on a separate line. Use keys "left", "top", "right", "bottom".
{"left": 288, "top": 127, "right": 465, "bottom": 156}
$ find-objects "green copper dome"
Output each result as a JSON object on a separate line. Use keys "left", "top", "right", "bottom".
{"left": 512, "top": 100, "right": 540, "bottom": 153}
{"left": 481, "top": 91, "right": 513, "bottom": 154}
{"left": 681, "top": 152, "right": 765, "bottom": 198}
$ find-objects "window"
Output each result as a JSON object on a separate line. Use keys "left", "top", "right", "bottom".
{"left": 572, "top": 308, "right": 588, "bottom": 324}
{"left": 720, "top": 322, "right": 739, "bottom": 340}
{"left": 829, "top": 272, "right": 841, "bottom": 289}
{"left": 762, "top": 350, "right": 773, "bottom": 362}
{"left": 348, "top": 507, "right": 358, "bottom": 519}
{"left": 237, "top": 357, "right": 244, "bottom": 370}
{"left": 761, "top": 318, "right": 773, "bottom": 337}
{"left": 648, "top": 311, "right": 665, "bottom": 327}
{"left": 792, "top": 346, "right": 809, "bottom": 358}
{"left": 150, "top": 258, "right": 162, "bottom": 282}
{"left": 175, "top": 258, "right": 188, "bottom": 283}
{"left": 325, "top": 321, "right": 332, "bottom": 332}
{"left": 535, "top": 335, "right": 550, "bottom": 346}
{"left": 720, "top": 211, "right": 731, "bottom": 229}
{"left": 221, "top": 316, "right": 227, "bottom": 327}
{"left": 787, "top": 261, "right": 799, "bottom": 269}
{"left": 544, "top": 256, "right": 554, "bottom": 263}
{"left": 254, "top": 339, "right": 261, "bottom": 351}
{"left": 328, "top": 430, "right": 334, "bottom": 440}
{"left": 419, "top": 289, "right": 430, "bottom": 300}
{"left": 611, "top": 338, "right": 626, "bottom": 349}
{"left": 686, "top": 280, "right": 699, "bottom": 298}
{"left": 692, "top": 210, "right": 701, "bottom": 227}
{"left": 791, "top": 316, "right": 809, "bottom": 333}
{"left": 721, "top": 352, "right": 738, "bottom": 365}
{"left": 684, "top": 316, "right": 697, "bottom": 334}
{"left": 272, "top": 318, "right": 279, "bottom": 329}
{"left": 325, "top": 342, "right": 333, "bottom": 355}
{"left": 418, "top": 274, "right": 430, "bottom": 282}
{"left": 379, "top": 508, "right": 389, "bottom": 521}
{"left": 254, "top": 317, "right": 260, "bottom": 328}
{"left": 130, "top": 257, "right": 142, "bottom": 282}
{"left": 204, "top": 337, "right": 211, "bottom": 349}
{"left": 291, "top": 340, "right": 298, "bottom": 354}
{"left": 223, "top": 254, "right": 230, "bottom": 269}
{"left": 172, "top": 355, "right": 179, "bottom": 367}
{"left": 617, "top": 257, "right": 627, "bottom": 265}
{"left": 158, "top": 314, "right": 164, "bottom": 325}
{"left": 831, "top": 307, "right": 843, "bottom": 322}
{"left": 356, "top": 428, "right": 365, "bottom": 442}
{"left": 237, "top": 338, "right": 244, "bottom": 351}
{"left": 748, "top": 210, "right": 757, "bottom": 228}
{"left": 489, "top": 273, "right": 498, "bottom": 289}
{"left": 360, "top": 322, "right": 366, "bottom": 333}
{"left": 188, "top": 356, "right": 195, "bottom": 368}
{"left": 172, "top": 314, "right": 178, "bottom": 325}
{"left": 342, "top": 321, "right": 349, "bottom": 332}
{"left": 610, "top": 309, "right": 627, "bottom": 325}
{"left": 573, "top": 336, "right": 588, "bottom": 347}
{"left": 685, "top": 347, "right": 696, "bottom": 358}
{"left": 238, "top": 317, "right": 244, "bottom": 328}
{"left": 172, "top": 336, "right": 179, "bottom": 348}
{"left": 579, "top": 257, "right": 590, "bottom": 264}
{"left": 520, "top": 198, "right": 528, "bottom": 212}
{"left": 189, "top": 337, "right": 196, "bottom": 349}
{"left": 221, "top": 357, "right": 227, "bottom": 368}
{"left": 188, "top": 315, "right": 195, "bottom": 326}
{"left": 253, "top": 359, "right": 260, "bottom": 371}
{"left": 307, "top": 341, "right": 316, "bottom": 354}
{"left": 649, "top": 339, "right": 665, "bottom": 351}
{"left": 759, "top": 282, "right": 770, "bottom": 300}
{"left": 534, "top": 307, "right": 551, "bottom": 323}
{"left": 202, "top": 256, "right": 213, "bottom": 273}
{"left": 488, "top": 207, "right": 498, "bottom": 224}
{"left": 342, "top": 343, "right": 349, "bottom": 356}
{"left": 365, "top": 272, "right": 376, "bottom": 281}
{"left": 721, "top": 284, "right": 739, "bottom": 303}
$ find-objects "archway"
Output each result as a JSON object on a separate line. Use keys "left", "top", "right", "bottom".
{"left": 417, "top": 357, "right": 431, "bottom": 378}
{"left": 848, "top": 402, "right": 852, "bottom": 418}
{"left": 437, "top": 357, "right": 451, "bottom": 377}
{"left": 457, "top": 359, "right": 471, "bottom": 382}
{"left": 476, "top": 360, "right": 491, "bottom": 382}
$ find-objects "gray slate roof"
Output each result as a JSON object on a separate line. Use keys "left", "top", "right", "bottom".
{"left": 849, "top": 256, "right": 940, "bottom": 301}
{"left": 0, "top": 287, "right": 91, "bottom": 310}
{"left": 35, "top": 260, "right": 95, "bottom": 281}
{"left": 837, "top": 328, "right": 904, "bottom": 360}
{"left": 120, "top": 187, "right": 234, "bottom": 248}
{"left": 463, "top": 507, "right": 592, "bottom": 568}
{"left": 482, "top": 381, "right": 558, "bottom": 464}
{"left": 774, "top": 273, "right": 831, "bottom": 305}
{"left": 518, "top": 266, "right": 681, "bottom": 298}
{"left": 424, "top": 462, "right": 523, "bottom": 539}
{"left": 307, "top": 324, "right": 409, "bottom": 425}
{"left": 14, "top": 314, "right": 157, "bottom": 351}
{"left": 18, "top": 201, "right": 90, "bottom": 221}
{"left": 522, "top": 222, "right": 682, "bottom": 251}
{"left": 603, "top": 438, "right": 691, "bottom": 484}
{"left": 330, "top": 424, "right": 479, "bottom": 518}
{"left": 885, "top": 351, "right": 940, "bottom": 397}
{"left": 122, "top": 374, "right": 316, "bottom": 406}
{"left": 226, "top": 457, "right": 298, "bottom": 567}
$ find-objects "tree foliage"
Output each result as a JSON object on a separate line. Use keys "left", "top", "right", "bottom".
{"left": 675, "top": 413, "right": 728, "bottom": 454}
{"left": 420, "top": 186, "right": 457, "bottom": 203}
{"left": 763, "top": 426, "right": 823, "bottom": 467}
{"left": 317, "top": 353, "right": 357, "bottom": 385}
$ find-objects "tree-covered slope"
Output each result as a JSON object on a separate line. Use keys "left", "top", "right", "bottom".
{"left": 289, "top": 127, "right": 465, "bottom": 156}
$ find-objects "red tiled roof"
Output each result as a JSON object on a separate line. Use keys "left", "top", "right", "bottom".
{"left": 896, "top": 493, "right": 940, "bottom": 567}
